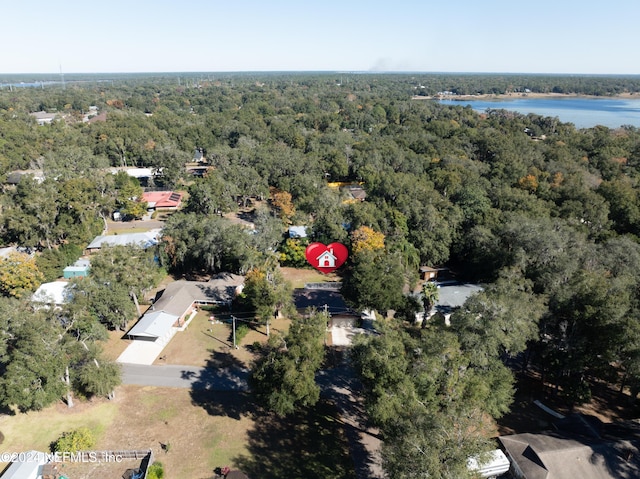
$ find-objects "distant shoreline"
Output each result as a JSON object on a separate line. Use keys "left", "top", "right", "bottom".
{"left": 413, "top": 92, "right": 639, "bottom": 101}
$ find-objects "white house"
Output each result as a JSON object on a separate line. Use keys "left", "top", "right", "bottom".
{"left": 32, "top": 281, "right": 72, "bottom": 307}
{"left": 86, "top": 230, "right": 161, "bottom": 252}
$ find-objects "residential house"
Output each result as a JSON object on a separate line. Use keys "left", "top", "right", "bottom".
{"left": 499, "top": 415, "right": 640, "bottom": 479}
{"left": 30, "top": 111, "right": 58, "bottom": 125}
{"left": 344, "top": 184, "right": 367, "bottom": 202}
{"left": 85, "top": 230, "right": 161, "bottom": 253}
{"left": 288, "top": 226, "right": 308, "bottom": 239}
{"left": 86, "top": 111, "right": 107, "bottom": 124}
{"left": 4, "top": 169, "right": 45, "bottom": 185}
{"left": 126, "top": 274, "right": 244, "bottom": 342}
{"left": 32, "top": 281, "right": 72, "bottom": 307}
{"left": 108, "top": 167, "right": 155, "bottom": 180}
{"left": 0, "top": 451, "right": 50, "bottom": 479}
{"left": 141, "top": 191, "right": 183, "bottom": 211}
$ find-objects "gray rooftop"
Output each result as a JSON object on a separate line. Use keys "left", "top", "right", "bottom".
{"left": 500, "top": 432, "right": 640, "bottom": 479}
{"left": 151, "top": 274, "right": 245, "bottom": 317}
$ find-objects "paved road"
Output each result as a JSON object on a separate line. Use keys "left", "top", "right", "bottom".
{"left": 122, "top": 360, "right": 382, "bottom": 479}
{"left": 121, "top": 363, "right": 248, "bottom": 391}
{"left": 317, "top": 362, "right": 384, "bottom": 479}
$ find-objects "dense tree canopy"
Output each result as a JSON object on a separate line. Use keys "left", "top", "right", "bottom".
{"left": 3, "top": 72, "right": 640, "bottom": 474}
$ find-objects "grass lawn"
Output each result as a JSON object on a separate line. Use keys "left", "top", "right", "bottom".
{"left": 0, "top": 386, "right": 253, "bottom": 479}
{"left": 154, "top": 309, "right": 292, "bottom": 367}
{"left": 0, "top": 400, "right": 118, "bottom": 454}
{"left": 101, "top": 328, "right": 133, "bottom": 362}
{"left": 0, "top": 386, "right": 355, "bottom": 479}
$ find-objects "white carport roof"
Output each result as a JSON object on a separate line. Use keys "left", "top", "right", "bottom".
{"left": 127, "top": 311, "right": 179, "bottom": 339}
{"left": 0, "top": 451, "right": 49, "bottom": 479}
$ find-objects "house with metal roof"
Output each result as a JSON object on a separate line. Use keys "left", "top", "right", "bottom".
{"left": 125, "top": 274, "right": 244, "bottom": 342}
{"left": 86, "top": 230, "right": 161, "bottom": 252}
{"left": 142, "top": 191, "right": 183, "bottom": 210}
{"left": 32, "top": 281, "right": 72, "bottom": 306}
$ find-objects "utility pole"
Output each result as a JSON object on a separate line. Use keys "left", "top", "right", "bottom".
{"left": 324, "top": 304, "right": 329, "bottom": 346}
{"left": 232, "top": 315, "right": 237, "bottom": 349}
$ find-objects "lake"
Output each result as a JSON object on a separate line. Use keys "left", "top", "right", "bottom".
{"left": 437, "top": 97, "right": 640, "bottom": 129}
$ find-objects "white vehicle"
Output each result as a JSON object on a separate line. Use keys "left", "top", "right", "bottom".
{"left": 467, "top": 449, "right": 510, "bottom": 478}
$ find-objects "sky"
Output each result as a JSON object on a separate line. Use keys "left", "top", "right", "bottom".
{"left": 2, "top": 0, "right": 639, "bottom": 75}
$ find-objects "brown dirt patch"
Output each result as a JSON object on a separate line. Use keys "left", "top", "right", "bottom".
{"left": 496, "top": 371, "right": 640, "bottom": 437}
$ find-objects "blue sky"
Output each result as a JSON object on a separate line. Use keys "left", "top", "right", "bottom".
{"left": 2, "top": 0, "right": 639, "bottom": 74}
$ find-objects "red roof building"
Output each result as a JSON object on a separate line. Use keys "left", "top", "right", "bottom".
{"left": 142, "top": 191, "right": 183, "bottom": 209}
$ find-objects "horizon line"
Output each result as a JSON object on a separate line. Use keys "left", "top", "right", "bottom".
{"left": 1, "top": 70, "right": 640, "bottom": 77}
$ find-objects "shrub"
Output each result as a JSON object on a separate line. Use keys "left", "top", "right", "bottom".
{"left": 52, "top": 427, "right": 96, "bottom": 453}
{"left": 147, "top": 461, "right": 164, "bottom": 479}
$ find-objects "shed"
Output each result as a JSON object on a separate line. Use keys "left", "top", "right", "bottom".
{"left": 420, "top": 266, "right": 448, "bottom": 281}
{"left": 63, "top": 259, "right": 90, "bottom": 279}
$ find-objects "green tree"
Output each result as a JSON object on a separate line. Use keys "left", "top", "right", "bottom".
{"left": 341, "top": 249, "right": 405, "bottom": 314}
{"left": 35, "top": 243, "right": 83, "bottom": 282}
{"left": 0, "top": 252, "right": 44, "bottom": 298}
{"left": 451, "top": 267, "right": 545, "bottom": 367}
{"left": 89, "top": 244, "right": 162, "bottom": 302}
{"left": 421, "top": 281, "right": 439, "bottom": 314}
{"left": 185, "top": 171, "right": 238, "bottom": 216}
{"left": 3, "top": 177, "right": 60, "bottom": 249}
{"left": 0, "top": 314, "right": 67, "bottom": 412}
{"left": 250, "top": 310, "right": 327, "bottom": 416}
{"left": 240, "top": 267, "right": 294, "bottom": 335}
{"left": 77, "top": 359, "right": 121, "bottom": 399}
{"left": 351, "top": 322, "right": 507, "bottom": 479}
{"left": 71, "top": 277, "right": 137, "bottom": 331}
{"left": 278, "top": 238, "right": 309, "bottom": 267}
{"left": 115, "top": 173, "right": 147, "bottom": 220}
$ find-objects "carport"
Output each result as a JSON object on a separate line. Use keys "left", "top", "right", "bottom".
{"left": 126, "top": 311, "right": 179, "bottom": 341}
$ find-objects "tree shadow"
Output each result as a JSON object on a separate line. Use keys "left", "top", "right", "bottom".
{"left": 234, "top": 401, "right": 356, "bottom": 479}
{"left": 316, "top": 350, "right": 384, "bottom": 479}
{"left": 189, "top": 350, "right": 254, "bottom": 420}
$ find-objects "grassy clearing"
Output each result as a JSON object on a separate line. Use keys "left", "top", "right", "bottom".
{"left": 101, "top": 328, "right": 132, "bottom": 362}
{"left": 154, "top": 309, "right": 291, "bottom": 367}
{"left": 0, "top": 386, "right": 355, "bottom": 479}
{"left": 0, "top": 400, "right": 118, "bottom": 455}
